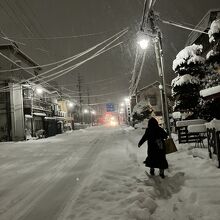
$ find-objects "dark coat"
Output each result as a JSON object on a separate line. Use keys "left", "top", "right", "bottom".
{"left": 138, "top": 119, "right": 168, "bottom": 169}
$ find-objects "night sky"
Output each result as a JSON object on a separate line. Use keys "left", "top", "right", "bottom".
{"left": 0, "top": 0, "right": 219, "bottom": 104}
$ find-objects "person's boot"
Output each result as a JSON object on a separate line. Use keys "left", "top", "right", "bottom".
{"left": 159, "top": 169, "right": 165, "bottom": 178}
{"left": 150, "top": 168, "right": 155, "bottom": 176}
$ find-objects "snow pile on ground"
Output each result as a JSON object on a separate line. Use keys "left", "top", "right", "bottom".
{"left": 1, "top": 126, "right": 220, "bottom": 220}
{"left": 208, "top": 19, "right": 220, "bottom": 43}
{"left": 172, "top": 44, "right": 205, "bottom": 71}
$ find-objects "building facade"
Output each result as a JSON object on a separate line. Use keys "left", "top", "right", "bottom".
{"left": 0, "top": 44, "right": 69, "bottom": 141}
{"left": 136, "top": 81, "right": 172, "bottom": 116}
{"left": 186, "top": 9, "right": 220, "bottom": 55}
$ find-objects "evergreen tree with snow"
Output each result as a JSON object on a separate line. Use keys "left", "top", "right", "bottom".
{"left": 132, "top": 100, "right": 153, "bottom": 123}
{"left": 171, "top": 44, "right": 205, "bottom": 117}
{"left": 199, "top": 19, "right": 220, "bottom": 120}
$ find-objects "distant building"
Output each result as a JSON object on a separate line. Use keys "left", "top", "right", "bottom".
{"left": 0, "top": 44, "right": 66, "bottom": 141}
{"left": 186, "top": 9, "right": 220, "bottom": 55}
{"left": 136, "top": 81, "right": 172, "bottom": 116}
{"left": 0, "top": 44, "right": 41, "bottom": 141}
{"left": 57, "top": 100, "right": 74, "bottom": 130}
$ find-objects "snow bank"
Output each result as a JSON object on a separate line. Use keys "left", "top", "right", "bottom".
{"left": 171, "top": 74, "right": 199, "bottom": 87}
{"left": 172, "top": 44, "right": 205, "bottom": 71}
{"left": 200, "top": 84, "right": 220, "bottom": 97}
{"left": 176, "top": 119, "right": 207, "bottom": 127}
{"left": 208, "top": 19, "right": 220, "bottom": 43}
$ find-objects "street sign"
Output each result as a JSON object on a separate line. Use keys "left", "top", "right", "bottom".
{"left": 106, "top": 103, "right": 115, "bottom": 112}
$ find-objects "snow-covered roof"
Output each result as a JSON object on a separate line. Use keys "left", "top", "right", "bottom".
{"left": 208, "top": 19, "right": 220, "bottom": 43}
{"left": 200, "top": 85, "right": 220, "bottom": 97}
{"left": 171, "top": 74, "right": 199, "bottom": 87}
{"left": 172, "top": 44, "right": 205, "bottom": 71}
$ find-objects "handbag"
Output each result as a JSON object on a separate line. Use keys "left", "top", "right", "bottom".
{"left": 164, "top": 138, "right": 177, "bottom": 154}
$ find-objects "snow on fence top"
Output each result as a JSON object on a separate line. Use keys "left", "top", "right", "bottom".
{"left": 172, "top": 111, "right": 181, "bottom": 119}
{"left": 33, "top": 112, "right": 46, "bottom": 117}
{"left": 200, "top": 85, "right": 220, "bottom": 97}
{"left": 205, "top": 119, "right": 220, "bottom": 131}
{"left": 172, "top": 44, "right": 205, "bottom": 71}
{"left": 176, "top": 119, "right": 207, "bottom": 127}
{"left": 188, "top": 124, "right": 206, "bottom": 133}
{"left": 208, "top": 19, "right": 220, "bottom": 43}
{"left": 171, "top": 74, "right": 199, "bottom": 87}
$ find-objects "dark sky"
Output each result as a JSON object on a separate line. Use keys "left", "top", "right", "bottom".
{"left": 0, "top": 0, "right": 219, "bottom": 104}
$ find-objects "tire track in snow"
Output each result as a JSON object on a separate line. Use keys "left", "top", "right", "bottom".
{"left": 0, "top": 134, "right": 100, "bottom": 220}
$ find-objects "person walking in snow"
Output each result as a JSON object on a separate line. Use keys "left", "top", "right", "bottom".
{"left": 138, "top": 117, "right": 168, "bottom": 178}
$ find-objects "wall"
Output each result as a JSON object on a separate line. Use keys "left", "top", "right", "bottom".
{"left": 9, "top": 83, "right": 25, "bottom": 141}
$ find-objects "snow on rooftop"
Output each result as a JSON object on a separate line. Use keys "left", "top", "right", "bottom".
{"left": 172, "top": 44, "right": 205, "bottom": 71}
{"left": 171, "top": 74, "right": 199, "bottom": 87}
{"left": 208, "top": 19, "right": 220, "bottom": 43}
{"left": 200, "top": 84, "right": 220, "bottom": 97}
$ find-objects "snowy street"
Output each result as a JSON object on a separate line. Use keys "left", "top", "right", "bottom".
{"left": 0, "top": 126, "right": 220, "bottom": 220}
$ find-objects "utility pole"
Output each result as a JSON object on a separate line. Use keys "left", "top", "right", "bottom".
{"left": 140, "top": 4, "right": 171, "bottom": 135}
{"left": 87, "top": 88, "right": 92, "bottom": 125}
{"left": 77, "top": 73, "right": 83, "bottom": 124}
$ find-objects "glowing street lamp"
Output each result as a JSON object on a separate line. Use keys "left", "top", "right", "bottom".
{"left": 68, "top": 102, "right": 74, "bottom": 108}
{"left": 138, "top": 38, "right": 149, "bottom": 49}
{"left": 84, "top": 109, "right": 89, "bottom": 114}
{"left": 36, "top": 87, "right": 43, "bottom": 94}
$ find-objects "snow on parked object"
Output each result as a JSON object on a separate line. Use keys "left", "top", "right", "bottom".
{"left": 172, "top": 44, "right": 205, "bottom": 71}
{"left": 171, "top": 74, "right": 199, "bottom": 87}
{"left": 188, "top": 124, "right": 206, "bottom": 133}
{"left": 208, "top": 19, "right": 220, "bottom": 43}
{"left": 176, "top": 119, "right": 207, "bottom": 127}
{"left": 200, "top": 84, "right": 220, "bottom": 97}
{"left": 205, "top": 119, "right": 220, "bottom": 131}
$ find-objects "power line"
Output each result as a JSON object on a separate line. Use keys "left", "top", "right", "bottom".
{"left": 0, "top": 28, "right": 127, "bottom": 94}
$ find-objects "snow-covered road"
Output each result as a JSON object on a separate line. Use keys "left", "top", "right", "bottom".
{"left": 0, "top": 126, "right": 220, "bottom": 220}
{"left": 0, "top": 127, "right": 114, "bottom": 220}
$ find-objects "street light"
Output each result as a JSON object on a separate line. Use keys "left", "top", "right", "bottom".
{"left": 68, "top": 102, "right": 74, "bottom": 108}
{"left": 36, "top": 87, "right": 43, "bottom": 94}
{"left": 138, "top": 38, "right": 149, "bottom": 49}
{"left": 84, "top": 109, "right": 89, "bottom": 114}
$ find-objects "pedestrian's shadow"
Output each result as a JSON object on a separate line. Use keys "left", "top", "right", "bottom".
{"left": 143, "top": 172, "right": 185, "bottom": 199}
